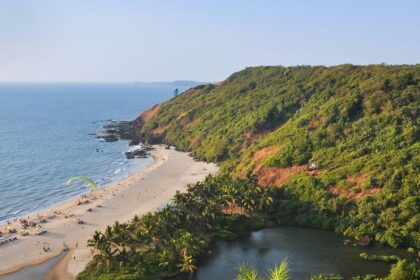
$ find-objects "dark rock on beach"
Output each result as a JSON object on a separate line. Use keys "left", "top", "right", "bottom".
{"left": 124, "top": 144, "right": 153, "bottom": 159}
{"left": 92, "top": 119, "right": 155, "bottom": 159}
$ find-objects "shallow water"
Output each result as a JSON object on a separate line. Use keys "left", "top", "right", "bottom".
{"left": 190, "top": 227, "right": 410, "bottom": 280}
{"left": 0, "top": 83, "right": 194, "bottom": 224}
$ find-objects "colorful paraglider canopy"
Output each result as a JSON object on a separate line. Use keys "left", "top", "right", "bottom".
{"left": 66, "top": 176, "right": 97, "bottom": 191}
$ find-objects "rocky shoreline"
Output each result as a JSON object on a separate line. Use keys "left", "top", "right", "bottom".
{"left": 92, "top": 120, "right": 153, "bottom": 159}
{"left": 92, "top": 118, "right": 200, "bottom": 161}
{"left": 92, "top": 120, "right": 139, "bottom": 144}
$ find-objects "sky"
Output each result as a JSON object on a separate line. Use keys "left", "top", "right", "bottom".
{"left": 0, "top": 0, "right": 419, "bottom": 82}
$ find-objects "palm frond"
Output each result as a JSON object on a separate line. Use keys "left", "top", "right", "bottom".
{"left": 268, "top": 259, "right": 289, "bottom": 280}
{"left": 236, "top": 264, "right": 259, "bottom": 280}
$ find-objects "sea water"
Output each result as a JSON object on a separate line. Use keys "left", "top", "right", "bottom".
{"left": 0, "top": 82, "right": 193, "bottom": 224}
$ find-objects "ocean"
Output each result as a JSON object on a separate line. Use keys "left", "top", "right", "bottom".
{"left": 0, "top": 82, "right": 193, "bottom": 224}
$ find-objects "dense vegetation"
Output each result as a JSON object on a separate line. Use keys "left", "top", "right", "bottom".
{"left": 359, "top": 252, "right": 401, "bottom": 263}
{"left": 132, "top": 65, "right": 419, "bottom": 249}
{"left": 81, "top": 65, "right": 419, "bottom": 279}
{"left": 79, "top": 174, "right": 419, "bottom": 280}
{"left": 78, "top": 175, "right": 274, "bottom": 279}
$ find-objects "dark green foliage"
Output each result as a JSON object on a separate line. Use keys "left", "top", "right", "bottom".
{"left": 384, "top": 259, "right": 420, "bottom": 280}
{"left": 359, "top": 252, "right": 401, "bottom": 263}
{"left": 221, "top": 214, "right": 276, "bottom": 232}
{"left": 312, "top": 260, "right": 420, "bottom": 280}
{"left": 78, "top": 175, "right": 273, "bottom": 280}
{"left": 268, "top": 173, "right": 346, "bottom": 231}
{"left": 214, "top": 229, "right": 238, "bottom": 241}
{"left": 311, "top": 275, "right": 344, "bottom": 280}
{"left": 351, "top": 275, "right": 379, "bottom": 280}
{"left": 133, "top": 64, "right": 420, "bottom": 249}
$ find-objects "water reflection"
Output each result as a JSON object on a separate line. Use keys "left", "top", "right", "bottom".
{"left": 188, "top": 227, "right": 409, "bottom": 280}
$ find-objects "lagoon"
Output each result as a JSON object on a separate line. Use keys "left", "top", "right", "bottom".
{"left": 190, "top": 227, "right": 409, "bottom": 279}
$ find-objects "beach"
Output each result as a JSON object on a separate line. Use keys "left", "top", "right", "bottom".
{"left": 0, "top": 145, "right": 218, "bottom": 279}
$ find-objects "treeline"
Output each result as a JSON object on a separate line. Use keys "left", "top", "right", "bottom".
{"left": 79, "top": 174, "right": 419, "bottom": 279}
{"left": 78, "top": 175, "right": 273, "bottom": 279}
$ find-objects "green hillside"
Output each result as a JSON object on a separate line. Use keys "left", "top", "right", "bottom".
{"left": 132, "top": 64, "right": 419, "bottom": 248}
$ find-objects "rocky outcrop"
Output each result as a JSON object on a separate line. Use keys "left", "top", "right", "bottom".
{"left": 92, "top": 120, "right": 141, "bottom": 144}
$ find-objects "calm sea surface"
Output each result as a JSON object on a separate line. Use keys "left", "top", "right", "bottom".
{"left": 0, "top": 83, "right": 192, "bottom": 224}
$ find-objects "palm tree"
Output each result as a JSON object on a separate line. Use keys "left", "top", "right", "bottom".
{"left": 268, "top": 260, "right": 290, "bottom": 280}
{"left": 245, "top": 171, "right": 259, "bottom": 189}
{"left": 177, "top": 231, "right": 199, "bottom": 257}
{"left": 87, "top": 230, "right": 115, "bottom": 267}
{"left": 87, "top": 231, "right": 103, "bottom": 254}
{"left": 158, "top": 249, "right": 174, "bottom": 272}
{"left": 110, "top": 221, "right": 131, "bottom": 255}
{"left": 236, "top": 265, "right": 258, "bottom": 280}
{"left": 236, "top": 259, "right": 289, "bottom": 280}
{"left": 177, "top": 251, "right": 196, "bottom": 273}
{"left": 223, "top": 182, "right": 239, "bottom": 214}
{"left": 258, "top": 190, "right": 273, "bottom": 210}
{"left": 129, "top": 250, "right": 148, "bottom": 275}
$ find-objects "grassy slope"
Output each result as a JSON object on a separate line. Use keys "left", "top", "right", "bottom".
{"left": 134, "top": 65, "right": 420, "bottom": 248}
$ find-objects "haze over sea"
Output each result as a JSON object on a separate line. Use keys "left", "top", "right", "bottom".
{"left": 0, "top": 82, "right": 195, "bottom": 224}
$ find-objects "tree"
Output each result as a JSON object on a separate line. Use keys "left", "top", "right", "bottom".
{"left": 177, "top": 251, "right": 196, "bottom": 273}
{"left": 384, "top": 259, "right": 420, "bottom": 280}
{"left": 258, "top": 189, "right": 274, "bottom": 210}
{"left": 87, "top": 230, "right": 115, "bottom": 268}
{"left": 236, "top": 259, "right": 290, "bottom": 280}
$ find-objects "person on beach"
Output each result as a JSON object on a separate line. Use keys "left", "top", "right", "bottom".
{"left": 43, "top": 245, "right": 50, "bottom": 252}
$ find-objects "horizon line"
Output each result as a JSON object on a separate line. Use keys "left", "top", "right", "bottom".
{"left": 0, "top": 80, "right": 209, "bottom": 84}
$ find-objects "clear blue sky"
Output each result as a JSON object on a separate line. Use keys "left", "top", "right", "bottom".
{"left": 0, "top": 0, "right": 419, "bottom": 82}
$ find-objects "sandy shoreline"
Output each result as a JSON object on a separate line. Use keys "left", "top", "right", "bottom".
{"left": 0, "top": 145, "right": 218, "bottom": 278}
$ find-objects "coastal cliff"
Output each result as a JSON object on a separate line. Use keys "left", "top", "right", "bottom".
{"left": 126, "top": 64, "right": 420, "bottom": 248}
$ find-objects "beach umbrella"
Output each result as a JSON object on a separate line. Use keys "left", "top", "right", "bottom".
{"left": 66, "top": 176, "right": 97, "bottom": 191}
